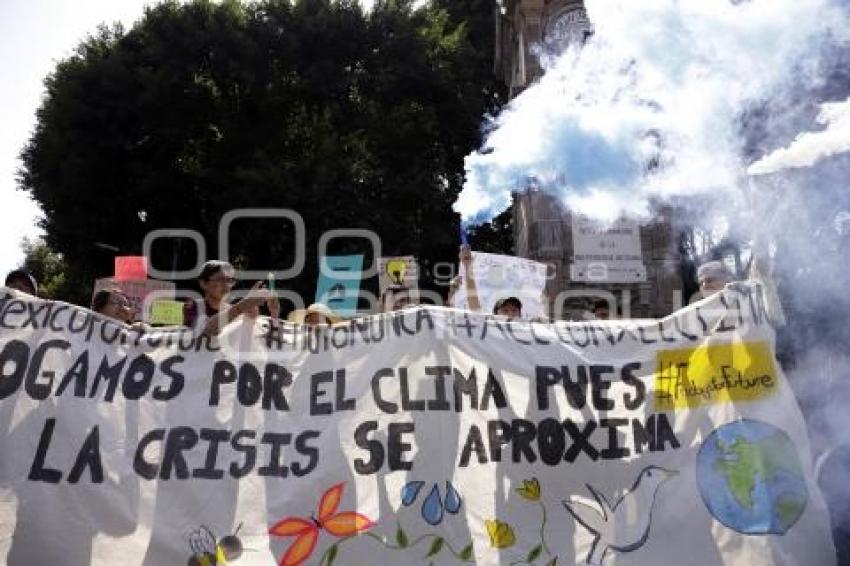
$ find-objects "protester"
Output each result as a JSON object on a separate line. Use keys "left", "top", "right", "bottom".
{"left": 591, "top": 299, "right": 612, "bottom": 320}
{"left": 183, "top": 261, "right": 233, "bottom": 328}
{"left": 184, "top": 260, "right": 278, "bottom": 336}
{"left": 4, "top": 269, "right": 37, "bottom": 295}
{"left": 697, "top": 260, "right": 734, "bottom": 295}
{"left": 380, "top": 284, "right": 414, "bottom": 312}
{"left": 91, "top": 289, "right": 134, "bottom": 324}
{"left": 289, "top": 303, "right": 341, "bottom": 326}
{"left": 493, "top": 296, "right": 522, "bottom": 319}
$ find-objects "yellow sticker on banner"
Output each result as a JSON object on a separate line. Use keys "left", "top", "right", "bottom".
{"left": 149, "top": 300, "right": 184, "bottom": 326}
{"left": 654, "top": 341, "right": 778, "bottom": 411}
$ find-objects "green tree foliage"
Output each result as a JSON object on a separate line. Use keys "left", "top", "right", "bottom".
{"left": 467, "top": 205, "right": 513, "bottom": 254}
{"left": 20, "top": 0, "right": 505, "bottom": 306}
{"left": 18, "top": 238, "right": 69, "bottom": 299}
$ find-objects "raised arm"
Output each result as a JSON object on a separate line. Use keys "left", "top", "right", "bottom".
{"left": 202, "top": 281, "right": 271, "bottom": 336}
{"left": 460, "top": 245, "right": 482, "bottom": 312}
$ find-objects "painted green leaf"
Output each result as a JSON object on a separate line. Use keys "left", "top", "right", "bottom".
{"left": 459, "top": 543, "right": 474, "bottom": 561}
{"left": 396, "top": 525, "right": 409, "bottom": 548}
{"left": 526, "top": 544, "right": 543, "bottom": 562}
{"left": 326, "top": 544, "right": 339, "bottom": 566}
{"left": 545, "top": 557, "right": 558, "bottom": 566}
{"left": 426, "top": 537, "right": 444, "bottom": 558}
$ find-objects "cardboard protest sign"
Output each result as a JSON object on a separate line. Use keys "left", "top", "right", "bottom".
{"left": 114, "top": 256, "right": 148, "bottom": 281}
{"left": 0, "top": 284, "right": 835, "bottom": 565}
{"left": 315, "top": 254, "right": 364, "bottom": 317}
{"left": 451, "top": 252, "right": 548, "bottom": 318}
{"left": 377, "top": 255, "right": 419, "bottom": 296}
{"left": 148, "top": 299, "right": 185, "bottom": 326}
{"left": 92, "top": 277, "right": 176, "bottom": 322}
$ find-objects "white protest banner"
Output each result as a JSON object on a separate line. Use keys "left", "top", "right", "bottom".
{"left": 378, "top": 256, "right": 419, "bottom": 296}
{"left": 452, "top": 252, "right": 548, "bottom": 318}
{"left": 0, "top": 285, "right": 835, "bottom": 565}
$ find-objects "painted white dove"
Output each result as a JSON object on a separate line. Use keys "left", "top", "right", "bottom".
{"left": 563, "top": 465, "right": 678, "bottom": 565}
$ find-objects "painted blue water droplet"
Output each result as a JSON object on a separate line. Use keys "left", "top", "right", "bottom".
{"left": 444, "top": 481, "right": 462, "bottom": 514}
{"left": 421, "top": 484, "right": 444, "bottom": 525}
{"left": 401, "top": 481, "right": 425, "bottom": 507}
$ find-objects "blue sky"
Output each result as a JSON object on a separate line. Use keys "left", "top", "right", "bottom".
{"left": 0, "top": 0, "right": 387, "bottom": 275}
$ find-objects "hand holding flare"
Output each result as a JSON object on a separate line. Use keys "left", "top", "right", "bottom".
{"left": 269, "top": 483, "right": 374, "bottom": 566}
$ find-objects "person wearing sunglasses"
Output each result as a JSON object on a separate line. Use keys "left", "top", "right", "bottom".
{"left": 91, "top": 289, "right": 134, "bottom": 324}
{"left": 184, "top": 260, "right": 279, "bottom": 336}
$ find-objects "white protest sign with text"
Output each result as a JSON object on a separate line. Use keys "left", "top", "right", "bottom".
{"left": 570, "top": 215, "right": 647, "bottom": 283}
{"left": 451, "top": 252, "right": 548, "bottom": 318}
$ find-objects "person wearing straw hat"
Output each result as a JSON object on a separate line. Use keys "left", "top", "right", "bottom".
{"left": 288, "top": 303, "right": 341, "bottom": 326}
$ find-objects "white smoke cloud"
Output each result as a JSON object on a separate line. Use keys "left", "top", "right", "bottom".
{"left": 748, "top": 96, "right": 850, "bottom": 175}
{"left": 457, "top": 0, "right": 850, "bottom": 534}
{"left": 456, "top": 0, "right": 850, "bottom": 223}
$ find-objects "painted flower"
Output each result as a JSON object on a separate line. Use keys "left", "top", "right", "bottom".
{"left": 516, "top": 478, "right": 541, "bottom": 501}
{"left": 485, "top": 519, "right": 516, "bottom": 549}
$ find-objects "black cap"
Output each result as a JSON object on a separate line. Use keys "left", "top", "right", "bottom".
{"left": 5, "top": 270, "right": 37, "bottom": 295}
{"left": 493, "top": 296, "right": 522, "bottom": 314}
